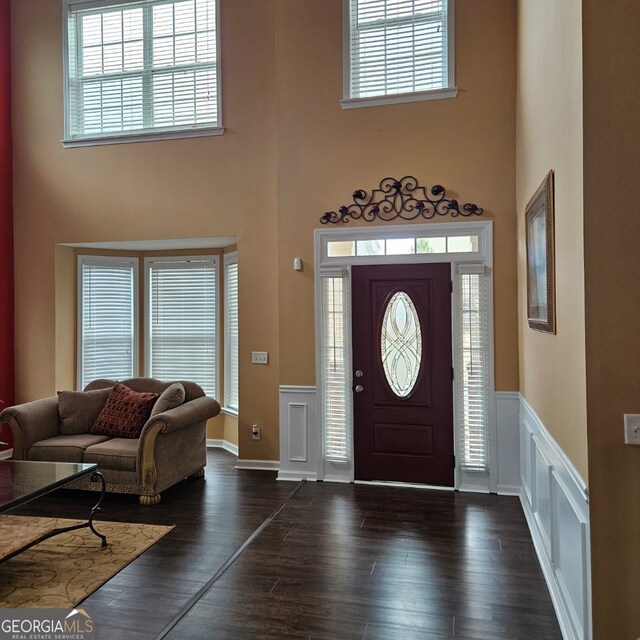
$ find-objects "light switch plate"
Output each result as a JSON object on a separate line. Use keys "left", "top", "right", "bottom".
{"left": 252, "top": 351, "right": 268, "bottom": 365}
{"left": 624, "top": 414, "right": 640, "bottom": 445}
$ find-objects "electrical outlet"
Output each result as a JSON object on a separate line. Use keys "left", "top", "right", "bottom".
{"left": 252, "top": 425, "right": 261, "bottom": 440}
{"left": 624, "top": 414, "right": 640, "bottom": 445}
{"left": 252, "top": 351, "right": 268, "bottom": 365}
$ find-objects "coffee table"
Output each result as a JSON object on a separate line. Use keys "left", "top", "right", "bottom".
{"left": 0, "top": 460, "right": 108, "bottom": 562}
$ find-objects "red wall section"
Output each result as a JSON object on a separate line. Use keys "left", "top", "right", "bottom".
{"left": 0, "top": 0, "right": 15, "bottom": 448}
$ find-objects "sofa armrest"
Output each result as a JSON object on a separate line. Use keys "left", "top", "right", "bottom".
{"left": 140, "top": 396, "right": 221, "bottom": 438}
{"left": 136, "top": 396, "right": 220, "bottom": 491}
{"left": 0, "top": 397, "right": 60, "bottom": 459}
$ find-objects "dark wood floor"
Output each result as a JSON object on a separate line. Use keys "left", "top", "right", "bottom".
{"left": 11, "top": 450, "right": 561, "bottom": 640}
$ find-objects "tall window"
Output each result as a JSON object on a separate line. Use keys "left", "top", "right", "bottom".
{"left": 78, "top": 256, "right": 138, "bottom": 389}
{"left": 146, "top": 257, "right": 218, "bottom": 397}
{"left": 224, "top": 253, "right": 239, "bottom": 413}
{"left": 320, "top": 273, "right": 351, "bottom": 464}
{"left": 345, "top": 0, "right": 453, "bottom": 104}
{"left": 64, "top": 0, "right": 221, "bottom": 145}
{"left": 456, "top": 265, "right": 490, "bottom": 471}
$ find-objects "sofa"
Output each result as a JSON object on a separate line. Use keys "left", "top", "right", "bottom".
{"left": 0, "top": 378, "right": 221, "bottom": 505}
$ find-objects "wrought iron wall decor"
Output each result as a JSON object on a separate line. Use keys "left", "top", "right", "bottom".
{"left": 320, "top": 176, "right": 484, "bottom": 224}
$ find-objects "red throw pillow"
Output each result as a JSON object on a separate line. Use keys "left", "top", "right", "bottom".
{"left": 90, "top": 383, "right": 160, "bottom": 439}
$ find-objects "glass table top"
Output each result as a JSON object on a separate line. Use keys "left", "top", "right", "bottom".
{"left": 0, "top": 460, "right": 97, "bottom": 513}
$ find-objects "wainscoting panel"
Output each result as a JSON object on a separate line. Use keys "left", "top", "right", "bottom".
{"left": 288, "top": 403, "right": 308, "bottom": 462}
{"left": 533, "top": 439, "right": 553, "bottom": 560}
{"left": 520, "top": 396, "right": 591, "bottom": 640}
{"left": 495, "top": 391, "right": 521, "bottom": 494}
{"left": 278, "top": 386, "right": 317, "bottom": 481}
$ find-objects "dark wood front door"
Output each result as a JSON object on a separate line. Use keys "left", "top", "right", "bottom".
{"left": 352, "top": 263, "right": 454, "bottom": 485}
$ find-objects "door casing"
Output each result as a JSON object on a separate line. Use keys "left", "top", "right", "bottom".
{"left": 314, "top": 221, "right": 496, "bottom": 492}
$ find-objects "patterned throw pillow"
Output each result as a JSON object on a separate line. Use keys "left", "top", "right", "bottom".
{"left": 90, "top": 383, "right": 159, "bottom": 439}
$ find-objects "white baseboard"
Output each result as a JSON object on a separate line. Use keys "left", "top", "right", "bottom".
{"left": 236, "top": 459, "right": 279, "bottom": 472}
{"left": 277, "top": 470, "right": 317, "bottom": 482}
{"left": 206, "top": 439, "right": 239, "bottom": 457}
{"left": 520, "top": 395, "right": 591, "bottom": 640}
{"left": 0, "top": 448, "right": 13, "bottom": 460}
{"left": 496, "top": 485, "right": 521, "bottom": 496}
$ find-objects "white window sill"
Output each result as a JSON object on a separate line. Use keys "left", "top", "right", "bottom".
{"left": 62, "top": 126, "right": 225, "bottom": 149}
{"left": 341, "top": 87, "right": 458, "bottom": 110}
{"left": 221, "top": 407, "right": 239, "bottom": 418}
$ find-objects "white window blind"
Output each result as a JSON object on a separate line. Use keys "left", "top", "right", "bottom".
{"left": 321, "top": 272, "right": 352, "bottom": 463}
{"left": 147, "top": 257, "right": 217, "bottom": 397}
{"left": 224, "top": 253, "right": 239, "bottom": 412}
{"left": 347, "top": 0, "right": 450, "bottom": 99}
{"left": 65, "top": 0, "right": 219, "bottom": 142}
{"left": 79, "top": 256, "right": 137, "bottom": 389}
{"left": 456, "top": 264, "right": 489, "bottom": 471}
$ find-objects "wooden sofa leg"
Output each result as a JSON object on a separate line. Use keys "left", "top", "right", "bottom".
{"left": 139, "top": 494, "right": 161, "bottom": 506}
{"left": 189, "top": 467, "right": 205, "bottom": 479}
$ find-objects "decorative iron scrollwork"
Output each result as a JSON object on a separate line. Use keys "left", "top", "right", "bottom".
{"left": 320, "top": 176, "right": 484, "bottom": 224}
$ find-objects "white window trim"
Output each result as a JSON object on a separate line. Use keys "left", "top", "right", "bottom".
{"left": 61, "top": 0, "right": 224, "bottom": 148}
{"left": 341, "top": 0, "right": 457, "bottom": 110}
{"left": 143, "top": 254, "right": 220, "bottom": 399}
{"left": 61, "top": 126, "right": 225, "bottom": 149}
{"left": 77, "top": 254, "right": 139, "bottom": 390}
{"left": 314, "top": 220, "right": 497, "bottom": 492}
{"left": 223, "top": 251, "right": 239, "bottom": 415}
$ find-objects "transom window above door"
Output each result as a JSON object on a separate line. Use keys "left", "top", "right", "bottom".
{"left": 63, "top": 0, "right": 222, "bottom": 147}
{"left": 327, "top": 234, "right": 478, "bottom": 258}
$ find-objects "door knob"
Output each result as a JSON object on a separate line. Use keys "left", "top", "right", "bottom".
{"left": 355, "top": 370, "right": 364, "bottom": 378}
{"left": 354, "top": 385, "right": 364, "bottom": 393}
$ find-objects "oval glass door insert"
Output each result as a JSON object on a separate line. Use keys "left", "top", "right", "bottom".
{"left": 381, "top": 291, "right": 422, "bottom": 397}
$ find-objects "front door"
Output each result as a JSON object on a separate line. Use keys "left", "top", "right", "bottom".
{"left": 352, "top": 263, "right": 454, "bottom": 485}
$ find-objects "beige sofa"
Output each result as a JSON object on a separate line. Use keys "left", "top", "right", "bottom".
{"left": 0, "top": 378, "right": 220, "bottom": 505}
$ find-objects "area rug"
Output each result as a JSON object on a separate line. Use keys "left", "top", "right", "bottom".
{"left": 0, "top": 516, "right": 174, "bottom": 608}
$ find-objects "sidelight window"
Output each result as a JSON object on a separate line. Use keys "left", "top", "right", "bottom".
{"left": 320, "top": 272, "right": 352, "bottom": 464}
{"left": 456, "top": 264, "right": 490, "bottom": 471}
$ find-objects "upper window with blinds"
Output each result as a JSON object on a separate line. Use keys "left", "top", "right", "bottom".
{"left": 63, "top": 0, "right": 221, "bottom": 146}
{"left": 343, "top": 0, "right": 456, "bottom": 108}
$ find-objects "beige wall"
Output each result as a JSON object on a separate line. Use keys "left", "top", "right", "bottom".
{"left": 12, "top": 0, "right": 518, "bottom": 462}
{"left": 516, "top": 0, "right": 588, "bottom": 481}
{"left": 12, "top": 0, "right": 278, "bottom": 458}
{"left": 582, "top": 0, "right": 640, "bottom": 636}
{"left": 276, "top": 0, "right": 519, "bottom": 392}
